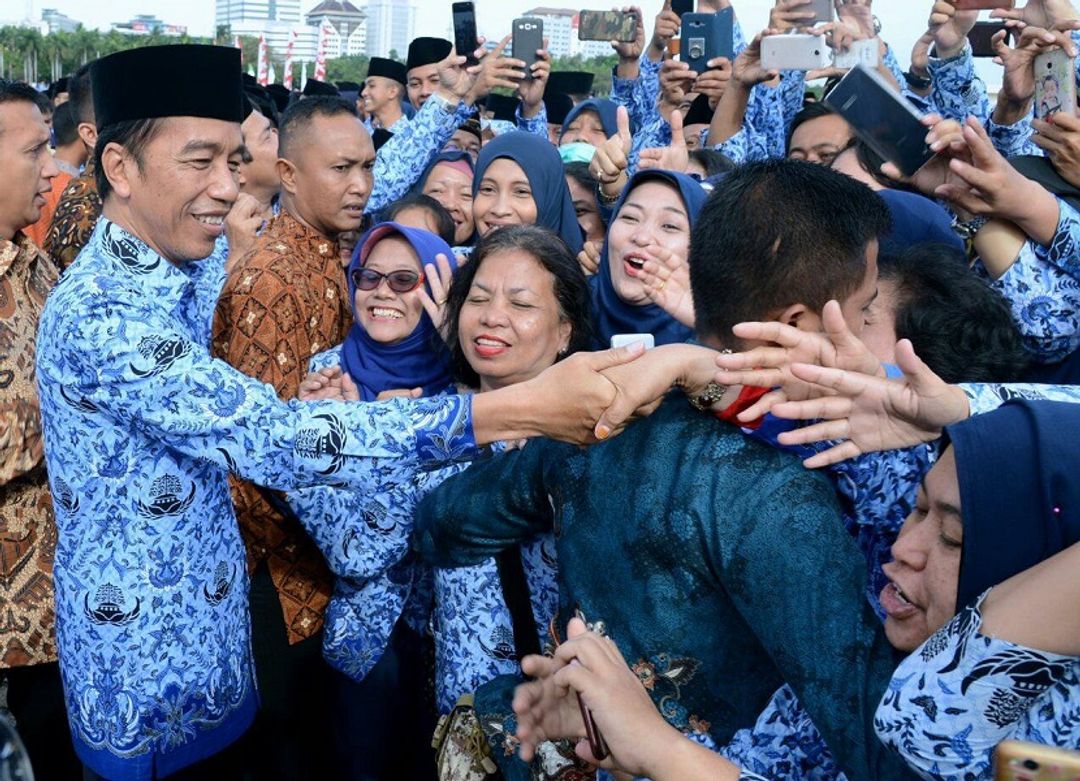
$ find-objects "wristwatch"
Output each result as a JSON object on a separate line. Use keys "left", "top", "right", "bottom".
{"left": 690, "top": 381, "right": 730, "bottom": 412}
{"left": 950, "top": 214, "right": 990, "bottom": 240}
{"left": 904, "top": 71, "right": 932, "bottom": 91}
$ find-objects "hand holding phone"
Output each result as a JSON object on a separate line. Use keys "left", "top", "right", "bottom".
{"left": 1034, "top": 48, "right": 1078, "bottom": 120}
{"left": 453, "top": 2, "right": 479, "bottom": 65}
{"left": 578, "top": 10, "right": 637, "bottom": 42}
{"left": 681, "top": 10, "right": 735, "bottom": 74}
{"left": 513, "top": 18, "right": 544, "bottom": 79}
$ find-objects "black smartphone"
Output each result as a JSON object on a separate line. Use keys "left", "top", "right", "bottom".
{"left": 453, "top": 1, "right": 479, "bottom": 65}
{"left": 671, "top": 0, "right": 694, "bottom": 19}
{"left": 513, "top": 17, "right": 544, "bottom": 80}
{"left": 825, "top": 64, "right": 934, "bottom": 177}
{"left": 968, "top": 21, "right": 1010, "bottom": 57}
{"left": 682, "top": 10, "right": 735, "bottom": 74}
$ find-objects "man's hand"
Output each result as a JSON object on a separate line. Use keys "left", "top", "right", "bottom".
{"left": 1032, "top": 110, "right": 1080, "bottom": 187}
{"left": 224, "top": 192, "right": 263, "bottom": 273}
{"left": 881, "top": 113, "right": 970, "bottom": 196}
{"left": 613, "top": 5, "right": 647, "bottom": 62}
{"left": 733, "top": 29, "right": 782, "bottom": 88}
{"left": 714, "top": 299, "right": 883, "bottom": 422}
{"left": 658, "top": 60, "right": 697, "bottom": 114}
{"left": 770, "top": 0, "right": 818, "bottom": 33}
{"left": 590, "top": 105, "right": 633, "bottom": 198}
{"left": 518, "top": 40, "right": 552, "bottom": 116}
{"left": 928, "top": 0, "right": 979, "bottom": 60}
{"left": 298, "top": 365, "right": 361, "bottom": 402}
{"left": 766, "top": 339, "right": 971, "bottom": 468}
{"left": 694, "top": 57, "right": 733, "bottom": 107}
{"left": 465, "top": 35, "right": 527, "bottom": 105}
{"left": 578, "top": 240, "right": 602, "bottom": 275}
{"left": 376, "top": 387, "right": 423, "bottom": 400}
{"left": 995, "top": 25, "right": 1078, "bottom": 119}
{"left": 639, "top": 108, "right": 691, "bottom": 171}
{"left": 648, "top": 1, "right": 681, "bottom": 61}
{"left": 910, "top": 30, "right": 934, "bottom": 78}
{"left": 992, "top": 0, "right": 1080, "bottom": 30}
{"left": 837, "top": 0, "right": 876, "bottom": 41}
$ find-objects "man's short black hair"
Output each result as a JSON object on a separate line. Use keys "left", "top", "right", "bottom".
{"left": 383, "top": 193, "right": 456, "bottom": 245}
{"left": 0, "top": 80, "right": 48, "bottom": 137}
{"left": 52, "top": 100, "right": 79, "bottom": 147}
{"left": 689, "top": 148, "right": 735, "bottom": 178}
{"left": 278, "top": 95, "right": 358, "bottom": 159}
{"left": 94, "top": 118, "right": 164, "bottom": 200}
{"left": 689, "top": 158, "right": 891, "bottom": 345}
{"left": 786, "top": 101, "right": 837, "bottom": 152}
{"left": 879, "top": 245, "right": 1030, "bottom": 383}
{"left": 69, "top": 63, "right": 94, "bottom": 126}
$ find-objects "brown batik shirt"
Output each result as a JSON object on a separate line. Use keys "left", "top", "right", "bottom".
{"left": 43, "top": 160, "right": 102, "bottom": 271}
{"left": 0, "top": 233, "right": 60, "bottom": 668}
{"left": 211, "top": 210, "right": 352, "bottom": 643}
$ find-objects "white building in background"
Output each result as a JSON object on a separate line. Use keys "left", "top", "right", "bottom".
{"left": 364, "top": 0, "right": 416, "bottom": 59}
{"left": 524, "top": 7, "right": 615, "bottom": 60}
{"left": 305, "top": 0, "right": 367, "bottom": 57}
{"left": 216, "top": 0, "right": 317, "bottom": 62}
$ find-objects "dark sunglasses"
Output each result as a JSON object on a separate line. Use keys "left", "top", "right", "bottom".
{"left": 350, "top": 267, "right": 425, "bottom": 293}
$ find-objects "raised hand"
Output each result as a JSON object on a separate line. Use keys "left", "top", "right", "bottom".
{"left": 518, "top": 39, "right": 552, "bottom": 116}
{"left": 881, "top": 113, "right": 970, "bottom": 196}
{"left": 418, "top": 253, "right": 458, "bottom": 341}
{"left": 694, "top": 57, "right": 733, "bottom": 108}
{"left": 613, "top": 5, "right": 647, "bottom": 61}
{"left": 992, "top": 0, "right": 1080, "bottom": 29}
{"left": 733, "top": 29, "right": 782, "bottom": 88}
{"left": 770, "top": 0, "right": 818, "bottom": 33}
{"left": 578, "top": 239, "right": 602, "bottom": 275}
{"left": 466, "top": 35, "right": 528, "bottom": 104}
{"left": 836, "top": 0, "right": 876, "bottom": 41}
{"left": 928, "top": 0, "right": 980, "bottom": 59}
{"left": 714, "top": 299, "right": 883, "bottom": 422}
{"left": 649, "top": 1, "right": 681, "bottom": 60}
{"left": 658, "top": 59, "right": 697, "bottom": 113}
{"left": 767, "top": 338, "right": 971, "bottom": 468}
{"left": 298, "top": 365, "right": 361, "bottom": 402}
{"left": 224, "top": 192, "right": 264, "bottom": 273}
{"left": 638, "top": 244, "right": 695, "bottom": 328}
{"left": 589, "top": 105, "right": 633, "bottom": 198}
{"left": 1032, "top": 110, "right": 1080, "bottom": 187}
{"left": 995, "top": 25, "right": 1078, "bottom": 116}
{"left": 638, "top": 108, "right": 690, "bottom": 172}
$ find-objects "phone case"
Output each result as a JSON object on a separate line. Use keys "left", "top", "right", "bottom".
{"left": 761, "top": 34, "right": 831, "bottom": 71}
{"left": 452, "top": 2, "right": 478, "bottom": 64}
{"left": 513, "top": 18, "right": 543, "bottom": 79}
{"left": 682, "top": 10, "right": 735, "bottom": 74}
{"left": 1034, "top": 49, "right": 1077, "bottom": 120}
{"left": 968, "top": 22, "right": 1010, "bottom": 58}
{"left": 832, "top": 38, "right": 879, "bottom": 69}
{"left": 671, "top": 0, "right": 694, "bottom": 19}
{"left": 994, "top": 741, "right": 1080, "bottom": 781}
{"left": 578, "top": 11, "right": 637, "bottom": 42}
{"left": 824, "top": 64, "right": 935, "bottom": 176}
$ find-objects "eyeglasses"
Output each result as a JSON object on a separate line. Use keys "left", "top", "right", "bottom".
{"left": 350, "top": 267, "right": 425, "bottom": 293}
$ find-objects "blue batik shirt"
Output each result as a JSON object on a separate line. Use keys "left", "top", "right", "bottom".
{"left": 36, "top": 219, "right": 479, "bottom": 781}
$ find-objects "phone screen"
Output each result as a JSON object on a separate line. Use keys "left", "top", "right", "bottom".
{"left": 671, "top": 0, "right": 694, "bottom": 19}
{"left": 825, "top": 65, "right": 934, "bottom": 177}
{"left": 453, "top": 2, "right": 478, "bottom": 65}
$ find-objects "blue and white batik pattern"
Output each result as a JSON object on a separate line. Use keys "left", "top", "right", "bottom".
{"left": 875, "top": 592, "right": 1080, "bottom": 781}
{"left": 516, "top": 102, "right": 549, "bottom": 139}
{"left": 35, "top": 220, "right": 479, "bottom": 781}
{"left": 927, "top": 43, "right": 991, "bottom": 127}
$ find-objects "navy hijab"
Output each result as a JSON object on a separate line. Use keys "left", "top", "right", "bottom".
{"left": 473, "top": 131, "right": 583, "bottom": 254}
{"left": 590, "top": 170, "right": 708, "bottom": 349}
{"left": 559, "top": 98, "right": 619, "bottom": 143}
{"left": 946, "top": 400, "right": 1080, "bottom": 612}
{"left": 341, "top": 222, "right": 458, "bottom": 401}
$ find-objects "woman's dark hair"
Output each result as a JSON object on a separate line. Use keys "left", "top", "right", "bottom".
{"left": 879, "top": 245, "right": 1030, "bottom": 383}
{"left": 689, "top": 148, "right": 735, "bottom": 178}
{"left": 444, "top": 224, "right": 593, "bottom": 388}
{"left": 382, "top": 193, "right": 456, "bottom": 245}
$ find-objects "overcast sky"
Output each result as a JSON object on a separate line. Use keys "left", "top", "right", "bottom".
{"left": 8, "top": 0, "right": 1004, "bottom": 87}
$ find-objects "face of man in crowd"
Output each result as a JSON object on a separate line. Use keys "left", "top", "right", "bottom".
{"left": 560, "top": 110, "right": 607, "bottom": 147}
{"left": 880, "top": 447, "right": 963, "bottom": 653}
{"left": 445, "top": 129, "right": 481, "bottom": 161}
{"left": 858, "top": 276, "right": 899, "bottom": 364}
{"left": 547, "top": 123, "right": 561, "bottom": 145}
{"left": 788, "top": 114, "right": 854, "bottom": 166}
{"left": 684, "top": 123, "right": 708, "bottom": 151}
{"left": 104, "top": 116, "right": 242, "bottom": 263}
{"left": 362, "top": 76, "right": 400, "bottom": 116}
{"left": 407, "top": 65, "right": 441, "bottom": 109}
{"left": 566, "top": 175, "right": 605, "bottom": 244}
{"left": 605, "top": 181, "right": 690, "bottom": 305}
{"left": 279, "top": 113, "right": 374, "bottom": 238}
{"left": 0, "top": 100, "right": 57, "bottom": 241}
{"left": 354, "top": 235, "right": 426, "bottom": 345}
{"left": 458, "top": 249, "right": 571, "bottom": 391}
{"left": 473, "top": 158, "right": 538, "bottom": 237}
{"left": 423, "top": 162, "right": 474, "bottom": 244}
{"left": 239, "top": 108, "right": 280, "bottom": 203}
{"left": 837, "top": 241, "right": 879, "bottom": 339}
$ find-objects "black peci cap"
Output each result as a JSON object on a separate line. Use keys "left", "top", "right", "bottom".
{"left": 90, "top": 45, "right": 244, "bottom": 130}
{"left": 547, "top": 71, "right": 593, "bottom": 98}
{"left": 485, "top": 93, "right": 519, "bottom": 122}
{"left": 407, "top": 37, "right": 452, "bottom": 72}
{"left": 303, "top": 78, "right": 340, "bottom": 97}
{"left": 366, "top": 57, "right": 408, "bottom": 87}
{"left": 543, "top": 90, "right": 574, "bottom": 125}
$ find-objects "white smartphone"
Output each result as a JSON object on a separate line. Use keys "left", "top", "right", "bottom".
{"left": 610, "top": 333, "right": 655, "bottom": 350}
{"left": 1034, "top": 48, "right": 1077, "bottom": 120}
{"left": 832, "top": 38, "right": 880, "bottom": 70}
{"left": 761, "top": 34, "right": 831, "bottom": 72}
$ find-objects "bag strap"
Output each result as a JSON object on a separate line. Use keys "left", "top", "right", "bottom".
{"left": 495, "top": 547, "right": 542, "bottom": 660}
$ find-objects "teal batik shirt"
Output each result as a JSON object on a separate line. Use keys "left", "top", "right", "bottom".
{"left": 414, "top": 397, "right": 913, "bottom": 781}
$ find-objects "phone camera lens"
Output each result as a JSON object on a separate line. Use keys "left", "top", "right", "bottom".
{"left": 1022, "top": 759, "right": 1040, "bottom": 771}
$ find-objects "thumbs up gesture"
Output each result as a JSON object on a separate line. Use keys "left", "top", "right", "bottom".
{"left": 639, "top": 109, "right": 689, "bottom": 173}
{"left": 589, "top": 105, "right": 633, "bottom": 199}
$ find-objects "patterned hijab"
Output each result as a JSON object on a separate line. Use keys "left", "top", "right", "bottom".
{"left": 947, "top": 399, "right": 1080, "bottom": 611}
{"left": 590, "top": 170, "right": 707, "bottom": 349}
{"left": 473, "top": 131, "right": 584, "bottom": 254}
{"left": 340, "top": 222, "right": 458, "bottom": 401}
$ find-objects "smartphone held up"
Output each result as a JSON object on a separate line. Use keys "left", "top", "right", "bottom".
{"left": 452, "top": 1, "right": 479, "bottom": 65}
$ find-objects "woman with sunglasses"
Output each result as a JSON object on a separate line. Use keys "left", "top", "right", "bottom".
{"left": 288, "top": 224, "right": 593, "bottom": 779}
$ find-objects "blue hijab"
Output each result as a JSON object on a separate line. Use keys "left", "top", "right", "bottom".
{"left": 340, "top": 222, "right": 458, "bottom": 401}
{"left": 559, "top": 98, "right": 619, "bottom": 142}
{"left": 877, "top": 189, "right": 963, "bottom": 256}
{"left": 947, "top": 400, "right": 1080, "bottom": 612}
{"left": 590, "top": 170, "right": 708, "bottom": 349}
{"left": 473, "top": 131, "right": 583, "bottom": 254}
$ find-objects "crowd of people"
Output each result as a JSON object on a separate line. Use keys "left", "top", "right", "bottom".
{"left": 1, "top": 0, "right": 1078, "bottom": 779}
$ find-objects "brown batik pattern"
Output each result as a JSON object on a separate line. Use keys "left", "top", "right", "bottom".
{"left": 43, "top": 161, "right": 103, "bottom": 271}
{"left": 0, "top": 233, "right": 59, "bottom": 668}
{"left": 211, "top": 211, "right": 352, "bottom": 643}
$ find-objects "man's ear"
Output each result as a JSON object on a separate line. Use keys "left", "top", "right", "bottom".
{"left": 277, "top": 158, "right": 297, "bottom": 194}
{"left": 77, "top": 122, "right": 97, "bottom": 156}
{"left": 776, "top": 303, "right": 822, "bottom": 333}
{"left": 100, "top": 142, "right": 134, "bottom": 199}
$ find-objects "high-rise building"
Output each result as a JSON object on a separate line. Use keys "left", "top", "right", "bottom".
{"left": 40, "top": 8, "right": 80, "bottom": 34}
{"left": 304, "top": 0, "right": 367, "bottom": 58}
{"left": 363, "top": 0, "right": 416, "bottom": 60}
{"left": 216, "top": 0, "right": 316, "bottom": 62}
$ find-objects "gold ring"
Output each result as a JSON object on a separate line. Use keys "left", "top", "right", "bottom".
{"left": 657, "top": 280, "right": 667, "bottom": 292}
